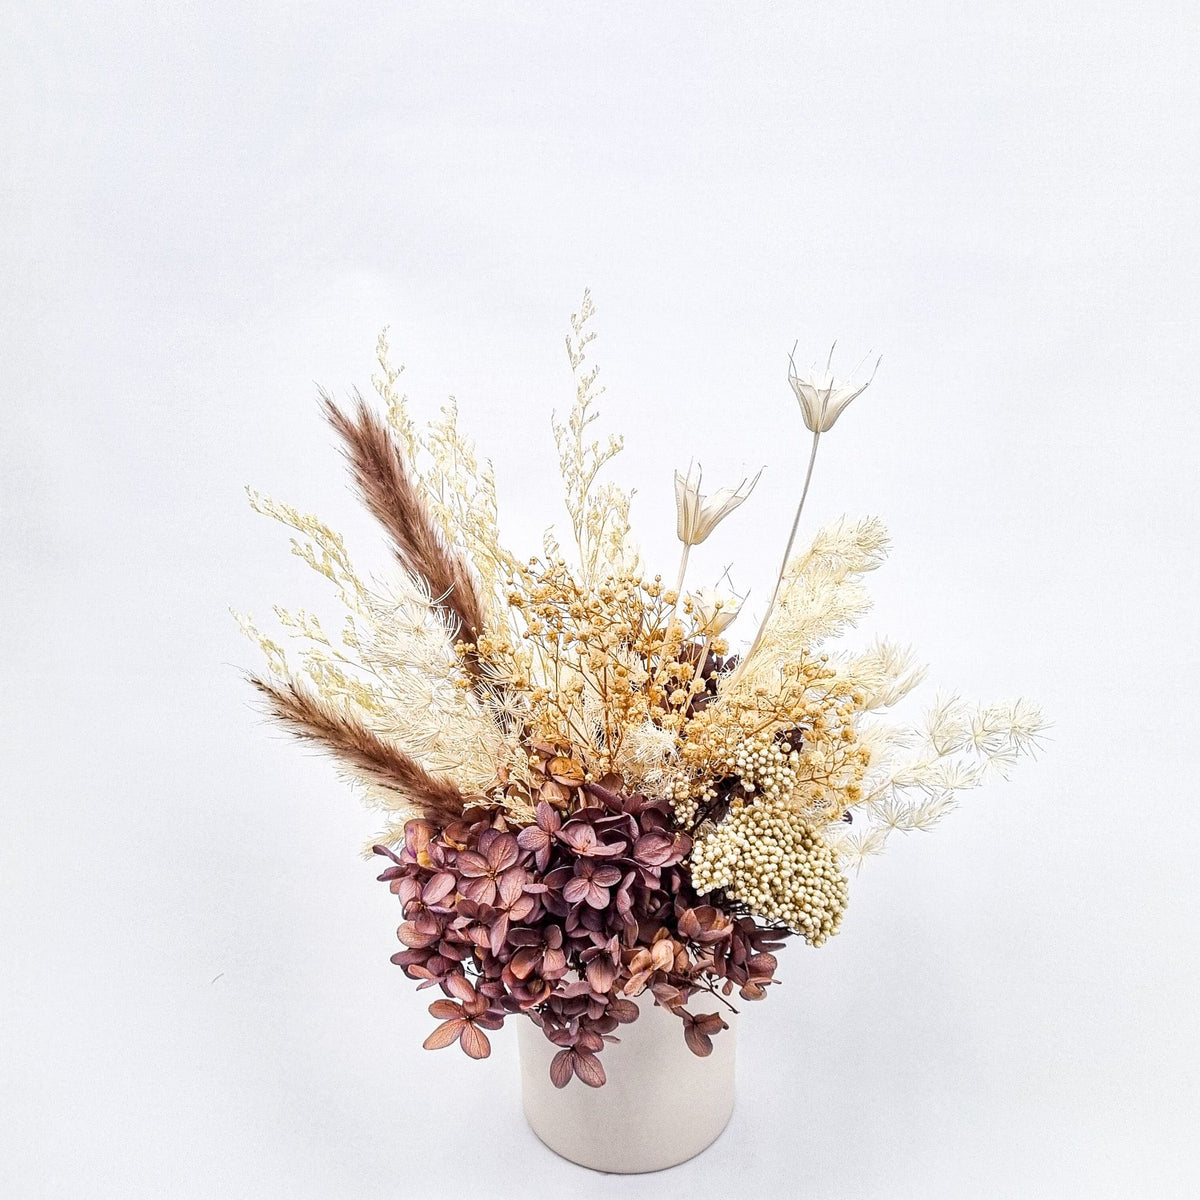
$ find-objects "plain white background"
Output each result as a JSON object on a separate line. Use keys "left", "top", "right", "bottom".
{"left": 3, "top": 4, "right": 1198, "bottom": 1197}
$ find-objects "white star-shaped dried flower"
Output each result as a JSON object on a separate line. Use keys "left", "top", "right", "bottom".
{"left": 788, "top": 346, "right": 881, "bottom": 434}
{"left": 687, "top": 585, "right": 743, "bottom": 635}
{"left": 674, "top": 463, "right": 762, "bottom": 547}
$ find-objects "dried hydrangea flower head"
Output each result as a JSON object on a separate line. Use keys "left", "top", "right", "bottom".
{"left": 378, "top": 774, "right": 786, "bottom": 1085}
{"left": 240, "top": 291, "right": 1046, "bottom": 1087}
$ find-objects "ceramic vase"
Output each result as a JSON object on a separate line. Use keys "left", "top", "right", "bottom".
{"left": 518, "top": 995, "right": 737, "bottom": 1173}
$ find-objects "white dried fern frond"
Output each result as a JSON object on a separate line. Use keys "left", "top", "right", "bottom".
{"left": 826, "top": 823, "right": 892, "bottom": 869}
{"left": 370, "top": 330, "right": 521, "bottom": 643}
{"left": 841, "top": 637, "right": 928, "bottom": 710}
{"left": 242, "top": 493, "right": 504, "bottom": 795}
{"left": 842, "top": 693, "right": 1048, "bottom": 862}
{"left": 798, "top": 515, "right": 891, "bottom": 579}
{"left": 723, "top": 516, "right": 889, "bottom": 700}
{"left": 617, "top": 719, "right": 680, "bottom": 790}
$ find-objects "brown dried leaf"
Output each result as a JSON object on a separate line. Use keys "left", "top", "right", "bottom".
{"left": 548, "top": 756, "right": 585, "bottom": 785}
{"left": 538, "top": 779, "right": 573, "bottom": 805}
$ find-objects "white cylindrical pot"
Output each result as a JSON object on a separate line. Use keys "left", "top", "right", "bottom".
{"left": 518, "top": 996, "right": 737, "bottom": 1173}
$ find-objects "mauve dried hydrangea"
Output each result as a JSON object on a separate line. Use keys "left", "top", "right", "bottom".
{"left": 376, "top": 770, "right": 791, "bottom": 1087}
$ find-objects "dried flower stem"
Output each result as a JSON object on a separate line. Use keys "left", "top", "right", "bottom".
{"left": 732, "top": 429, "right": 821, "bottom": 684}
{"left": 672, "top": 543, "right": 691, "bottom": 606}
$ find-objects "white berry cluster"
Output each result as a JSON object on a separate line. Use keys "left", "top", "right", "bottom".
{"left": 689, "top": 802, "right": 848, "bottom": 945}
{"left": 670, "top": 731, "right": 803, "bottom": 824}
{"left": 727, "top": 735, "right": 803, "bottom": 804}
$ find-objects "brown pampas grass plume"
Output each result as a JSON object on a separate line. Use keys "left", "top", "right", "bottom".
{"left": 320, "top": 391, "right": 485, "bottom": 659}
{"left": 249, "top": 674, "right": 467, "bottom": 825}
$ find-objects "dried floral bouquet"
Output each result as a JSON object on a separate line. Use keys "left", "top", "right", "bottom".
{"left": 239, "top": 293, "right": 1045, "bottom": 1089}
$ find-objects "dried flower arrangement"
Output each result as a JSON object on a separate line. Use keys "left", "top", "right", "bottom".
{"left": 238, "top": 292, "right": 1045, "bottom": 1088}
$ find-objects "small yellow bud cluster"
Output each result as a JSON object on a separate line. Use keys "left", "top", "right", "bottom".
{"left": 690, "top": 804, "right": 848, "bottom": 945}
{"left": 487, "top": 557, "right": 736, "bottom": 772}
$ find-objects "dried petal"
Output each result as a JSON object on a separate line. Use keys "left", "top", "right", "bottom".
{"left": 572, "top": 1050, "right": 607, "bottom": 1088}
{"left": 422, "top": 1019, "right": 464, "bottom": 1051}
{"left": 459, "top": 1022, "right": 491, "bottom": 1059}
{"left": 508, "top": 949, "right": 539, "bottom": 980}
{"left": 397, "top": 921, "right": 439, "bottom": 949}
{"left": 549, "top": 1049, "right": 574, "bottom": 1089}
{"left": 486, "top": 834, "right": 519, "bottom": 873}
{"left": 586, "top": 957, "right": 616, "bottom": 994}
{"left": 443, "top": 974, "right": 476, "bottom": 1003}
{"left": 650, "top": 939, "right": 675, "bottom": 972}
{"left": 455, "top": 850, "right": 490, "bottom": 878}
{"left": 608, "top": 997, "right": 639, "bottom": 1023}
{"left": 558, "top": 823, "right": 596, "bottom": 854}
{"left": 623, "top": 970, "right": 651, "bottom": 997}
{"left": 460, "top": 875, "right": 497, "bottom": 906}
{"left": 538, "top": 779, "right": 573, "bottom": 804}
{"left": 488, "top": 914, "right": 509, "bottom": 956}
{"left": 789, "top": 349, "right": 880, "bottom": 433}
{"left": 516, "top": 826, "right": 549, "bottom": 859}
{"left": 497, "top": 867, "right": 526, "bottom": 907}
{"left": 422, "top": 873, "right": 457, "bottom": 905}
{"left": 548, "top": 756, "right": 585, "bottom": 785}
{"left": 674, "top": 462, "right": 761, "bottom": 546}
{"left": 590, "top": 865, "right": 622, "bottom": 888}
{"left": 633, "top": 832, "right": 675, "bottom": 866}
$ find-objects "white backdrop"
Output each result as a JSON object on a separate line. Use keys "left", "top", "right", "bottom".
{"left": 3, "top": 4, "right": 1198, "bottom": 1198}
